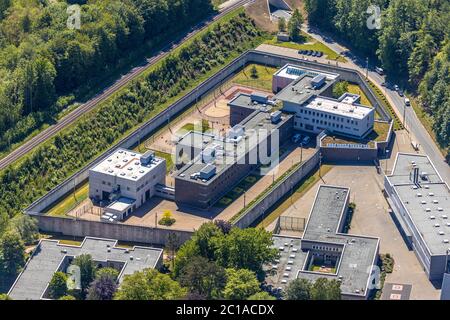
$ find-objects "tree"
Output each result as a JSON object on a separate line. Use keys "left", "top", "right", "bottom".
{"left": 59, "top": 295, "right": 76, "bottom": 300}
{"left": 285, "top": 278, "right": 311, "bottom": 300}
{"left": 288, "top": 9, "right": 304, "bottom": 42}
{"left": 213, "top": 227, "right": 277, "bottom": 277}
{"left": 166, "top": 232, "right": 180, "bottom": 270}
{"left": 9, "top": 214, "right": 39, "bottom": 245}
{"left": 159, "top": 209, "right": 176, "bottom": 226}
{"left": 96, "top": 267, "right": 119, "bottom": 281}
{"left": 222, "top": 268, "right": 261, "bottom": 300}
{"left": 87, "top": 275, "right": 117, "bottom": 300}
{"left": 173, "top": 222, "right": 223, "bottom": 277}
{"left": 48, "top": 272, "right": 68, "bottom": 299}
{"left": 247, "top": 291, "right": 276, "bottom": 300}
{"left": 310, "top": 278, "right": 341, "bottom": 300}
{"left": 214, "top": 220, "right": 232, "bottom": 234}
{"left": 0, "top": 294, "right": 11, "bottom": 300}
{"left": 73, "top": 254, "right": 97, "bottom": 293}
{"left": 332, "top": 81, "right": 349, "bottom": 99}
{"left": 250, "top": 65, "right": 258, "bottom": 79}
{"left": 278, "top": 17, "right": 286, "bottom": 32}
{"left": 178, "top": 256, "right": 226, "bottom": 299}
{"left": 115, "top": 269, "right": 187, "bottom": 300}
{"left": 0, "top": 231, "right": 26, "bottom": 276}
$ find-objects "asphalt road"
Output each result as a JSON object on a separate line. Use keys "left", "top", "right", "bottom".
{"left": 0, "top": 0, "right": 253, "bottom": 171}
{"left": 299, "top": 26, "right": 450, "bottom": 183}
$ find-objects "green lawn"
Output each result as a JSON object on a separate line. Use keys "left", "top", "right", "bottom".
{"left": 153, "top": 150, "right": 174, "bottom": 173}
{"left": 347, "top": 83, "right": 372, "bottom": 107}
{"left": 178, "top": 120, "right": 210, "bottom": 134}
{"left": 265, "top": 36, "right": 347, "bottom": 62}
{"left": 232, "top": 64, "right": 278, "bottom": 91}
{"left": 45, "top": 182, "right": 89, "bottom": 217}
{"left": 310, "top": 265, "right": 337, "bottom": 274}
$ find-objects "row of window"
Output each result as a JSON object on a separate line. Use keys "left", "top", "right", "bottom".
{"left": 299, "top": 108, "right": 358, "bottom": 125}
{"left": 311, "top": 245, "right": 340, "bottom": 252}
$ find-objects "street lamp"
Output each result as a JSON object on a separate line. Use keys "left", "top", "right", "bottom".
{"left": 385, "top": 149, "right": 390, "bottom": 174}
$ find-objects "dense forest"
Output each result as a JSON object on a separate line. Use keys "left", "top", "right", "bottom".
{"left": 304, "top": 0, "right": 450, "bottom": 158}
{"left": 0, "top": 11, "right": 262, "bottom": 225}
{"left": 0, "top": 0, "right": 214, "bottom": 153}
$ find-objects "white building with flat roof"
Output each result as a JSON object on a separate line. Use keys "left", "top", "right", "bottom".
{"left": 89, "top": 148, "right": 166, "bottom": 220}
{"left": 291, "top": 95, "right": 375, "bottom": 138}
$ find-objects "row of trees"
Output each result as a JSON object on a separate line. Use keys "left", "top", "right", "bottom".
{"left": 2, "top": 223, "right": 341, "bottom": 300}
{"left": 0, "top": 0, "right": 214, "bottom": 153}
{"left": 48, "top": 254, "right": 120, "bottom": 300}
{"left": 0, "top": 12, "right": 262, "bottom": 231}
{"left": 304, "top": 0, "right": 450, "bottom": 159}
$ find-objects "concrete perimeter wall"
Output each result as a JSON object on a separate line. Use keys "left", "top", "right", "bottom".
{"left": 232, "top": 150, "right": 320, "bottom": 228}
{"left": 25, "top": 50, "right": 390, "bottom": 244}
{"left": 32, "top": 214, "right": 193, "bottom": 247}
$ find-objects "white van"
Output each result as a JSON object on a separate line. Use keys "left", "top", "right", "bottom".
{"left": 404, "top": 98, "right": 411, "bottom": 106}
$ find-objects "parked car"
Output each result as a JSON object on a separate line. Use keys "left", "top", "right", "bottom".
{"left": 398, "top": 90, "right": 404, "bottom": 97}
{"left": 394, "top": 84, "right": 400, "bottom": 91}
{"left": 404, "top": 97, "right": 411, "bottom": 106}
{"left": 381, "top": 82, "right": 386, "bottom": 87}
{"left": 302, "top": 136, "right": 311, "bottom": 145}
{"left": 292, "top": 133, "right": 302, "bottom": 143}
{"left": 298, "top": 49, "right": 305, "bottom": 54}
{"left": 317, "top": 51, "right": 323, "bottom": 57}
{"left": 305, "top": 50, "right": 312, "bottom": 55}
{"left": 375, "top": 66, "right": 384, "bottom": 75}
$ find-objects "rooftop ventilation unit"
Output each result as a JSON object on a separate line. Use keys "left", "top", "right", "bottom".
{"left": 199, "top": 164, "right": 216, "bottom": 181}
{"left": 140, "top": 150, "right": 155, "bottom": 165}
{"left": 430, "top": 215, "right": 436, "bottom": 219}
{"left": 311, "top": 74, "right": 326, "bottom": 88}
{"left": 439, "top": 231, "right": 445, "bottom": 236}
{"left": 444, "top": 239, "right": 449, "bottom": 244}
{"left": 250, "top": 93, "right": 269, "bottom": 104}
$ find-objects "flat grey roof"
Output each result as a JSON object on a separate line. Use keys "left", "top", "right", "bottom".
{"left": 274, "top": 73, "right": 335, "bottom": 106}
{"left": 8, "top": 237, "right": 162, "bottom": 300}
{"left": 228, "top": 93, "right": 273, "bottom": 111}
{"left": 302, "top": 185, "right": 349, "bottom": 241}
{"left": 176, "top": 95, "right": 292, "bottom": 185}
{"left": 387, "top": 153, "right": 450, "bottom": 255}
{"left": 267, "top": 185, "right": 379, "bottom": 298}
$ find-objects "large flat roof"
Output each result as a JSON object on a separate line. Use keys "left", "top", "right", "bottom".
{"left": 275, "top": 73, "right": 334, "bottom": 106}
{"left": 176, "top": 94, "right": 292, "bottom": 185}
{"left": 8, "top": 237, "right": 162, "bottom": 300}
{"left": 267, "top": 185, "right": 379, "bottom": 298}
{"left": 90, "top": 148, "right": 164, "bottom": 182}
{"left": 387, "top": 153, "right": 450, "bottom": 255}
{"left": 303, "top": 96, "right": 373, "bottom": 120}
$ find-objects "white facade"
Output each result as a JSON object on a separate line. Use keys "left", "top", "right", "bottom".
{"left": 89, "top": 149, "right": 166, "bottom": 214}
{"left": 290, "top": 96, "right": 375, "bottom": 138}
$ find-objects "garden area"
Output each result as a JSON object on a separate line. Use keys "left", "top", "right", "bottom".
{"left": 231, "top": 64, "right": 278, "bottom": 92}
